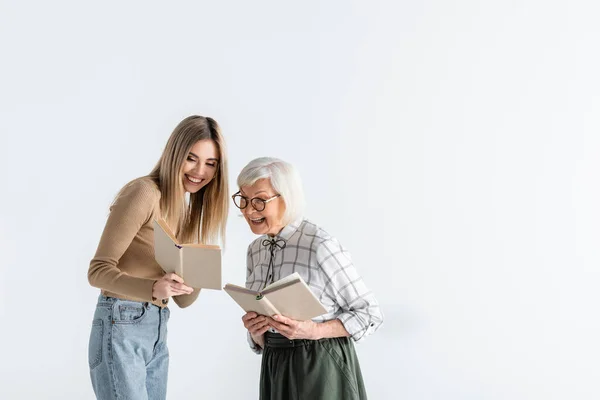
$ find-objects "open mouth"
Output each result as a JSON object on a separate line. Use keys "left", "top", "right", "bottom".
{"left": 250, "top": 217, "right": 265, "bottom": 225}
{"left": 185, "top": 174, "right": 204, "bottom": 186}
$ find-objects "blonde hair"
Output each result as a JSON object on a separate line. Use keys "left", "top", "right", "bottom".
{"left": 237, "top": 157, "right": 305, "bottom": 226}
{"left": 147, "top": 115, "right": 229, "bottom": 245}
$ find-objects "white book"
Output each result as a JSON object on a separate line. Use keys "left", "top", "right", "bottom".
{"left": 153, "top": 219, "right": 222, "bottom": 290}
{"left": 223, "top": 273, "right": 327, "bottom": 320}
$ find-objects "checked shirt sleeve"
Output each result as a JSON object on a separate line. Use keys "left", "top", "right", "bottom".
{"left": 316, "top": 238, "right": 383, "bottom": 343}
{"left": 245, "top": 242, "right": 264, "bottom": 354}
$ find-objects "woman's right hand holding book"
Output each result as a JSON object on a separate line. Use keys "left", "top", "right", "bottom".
{"left": 152, "top": 272, "right": 194, "bottom": 300}
{"left": 243, "top": 312, "right": 271, "bottom": 348}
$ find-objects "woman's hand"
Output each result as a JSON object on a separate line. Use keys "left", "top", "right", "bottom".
{"left": 152, "top": 273, "right": 194, "bottom": 300}
{"left": 242, "top": 312, "right": 271, "bottom": 348}
{"left": 268, "top": 315, "right": 320, "bottom": 340}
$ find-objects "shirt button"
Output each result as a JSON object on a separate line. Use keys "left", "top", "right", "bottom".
{"left": 162, "top": 299, "right": 168, "bottom": 305}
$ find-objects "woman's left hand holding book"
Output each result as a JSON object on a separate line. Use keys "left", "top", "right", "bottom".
{"left": 152, "top": 272, "right": 194, "bottom": 301}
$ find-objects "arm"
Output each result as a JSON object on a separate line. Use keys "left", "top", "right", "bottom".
{"left": 87, "top": 180, "right": 158, "bottom": 300}
{"left": 171, "top": 289, "right": 201, "bottom": 308}
{"left": 314, "top": 318, "right": 349, "bottom": 338}
{"left": 244, "top": 243, "right": 266, "bottom": 354}
{"left": 268, "top": 315, "right": 350, "bottom": 340}
{"left": 244, "top": 312, "right": 269, "bottom": 351}
{"left": 316, "top": 238, "right": 384, "bottom": 343}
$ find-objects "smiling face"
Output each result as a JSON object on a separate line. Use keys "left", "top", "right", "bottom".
{"left": 181, "top": 139, "right": 219, "bottom": 193}
{"left": 240, "top": 178, "right": 286, "bottom": 237}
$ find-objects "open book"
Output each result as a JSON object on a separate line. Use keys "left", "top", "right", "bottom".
{"left": 153, "top": 219, "right": 222, "bottom": 290}
{"left": 224, "top": 273, "right": 327, "bottom": 320}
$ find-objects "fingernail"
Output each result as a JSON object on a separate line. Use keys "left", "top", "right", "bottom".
{"left": 273, "top": 315, "right": 278, "bottom": 320}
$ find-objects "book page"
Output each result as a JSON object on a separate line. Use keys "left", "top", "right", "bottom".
{"left": 155, "top": 219, "right": 179, "bottom": 244}
{"left": 223, "top": 284, "right": 258, "bottom": 295}
{"left": 265, "top": 279, "right": 327, "bottom": 321}
{"left": 153, "top": 220, "right": 183, "bottom": 277}
{"left": 263, "top": 272, "right": 302, "bottom": 292}
{"left": 181, "top": 246, "right": 222, "bottom": 290}
{"left": 223, "top": 288, "right": 280, "bottom": 316}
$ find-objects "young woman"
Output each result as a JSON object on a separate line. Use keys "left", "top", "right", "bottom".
{"left": 87, "top": 115, "right": 229, "bottom": 400}
{"left": 233, "top": 157, "right": 383, "bottom": 400}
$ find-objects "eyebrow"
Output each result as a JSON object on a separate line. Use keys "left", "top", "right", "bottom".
{"left": 189, "top": 152, "right": 219, "bottom": 161}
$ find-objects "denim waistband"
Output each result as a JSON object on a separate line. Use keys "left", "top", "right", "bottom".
{"left": 97, "top": 295, "right": 161, "bottom": 309}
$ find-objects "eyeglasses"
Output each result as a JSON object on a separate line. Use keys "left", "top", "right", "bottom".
{"left": 232, "top": 191, "right": 281, "bottom": 211}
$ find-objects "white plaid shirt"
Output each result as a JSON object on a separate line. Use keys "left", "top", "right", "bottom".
{"left": 246, "top": 218, "right": 384, "bottom": 353}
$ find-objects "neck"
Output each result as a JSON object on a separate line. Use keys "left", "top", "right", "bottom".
{"left": 266, "top": 224, "right": 285, "bottom": 237}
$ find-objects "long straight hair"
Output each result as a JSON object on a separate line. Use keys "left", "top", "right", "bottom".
{"left": 147, "top": 115, "right": 229, "bottom": 245}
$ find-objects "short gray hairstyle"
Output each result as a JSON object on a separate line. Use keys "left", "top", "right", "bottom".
{"left": 237, "top": 157, "right": 306, "bottom": 225}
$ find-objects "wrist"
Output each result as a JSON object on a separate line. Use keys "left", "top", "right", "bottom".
{"left": 251, "top": 332, "right": 264, "bottom": 348}
{"left": 312, "top": 321, "right": 322, "bottom": 340}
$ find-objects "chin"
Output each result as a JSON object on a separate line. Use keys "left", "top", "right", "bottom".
{"left": 184, "top": 183, "right": 204, "bottom": 194}
{"left": 246, "top": 221, "right": 267, "bottom": 235}
{"left": 249, "top": 225, "right": 266, "bottom": 235}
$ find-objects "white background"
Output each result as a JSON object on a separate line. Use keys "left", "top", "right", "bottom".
{"left": 1, "top": 1, "right": 598, "bottom": 399}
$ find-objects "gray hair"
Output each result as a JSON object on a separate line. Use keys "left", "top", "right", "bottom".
{"left": 237, "top": 157, "right": 305, "bottom": 225}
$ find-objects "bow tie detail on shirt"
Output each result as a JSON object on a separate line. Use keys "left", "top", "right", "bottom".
{"left": 261, "top": 238, "right": 287, "bottom": 251}
{"left": 261, "top": 237, "right": 287, "bottom": 289}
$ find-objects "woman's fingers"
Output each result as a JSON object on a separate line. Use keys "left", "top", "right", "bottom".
{"left": 256, "top": 324, "right": 270, "bottom": 335}
{"left": 165, "top": 273, "right": 185, "bottom": 284}
{"left": 246, "top": 317, "right": 264, "bottom": 330}
{"left": 250, "top": 323, "right": 269, "bottom": 334}
{"left": 242, "top": 312, "right": 274, "bottom": 334}
{"left": 242, "top": 312, "right": 258, "bottom": 322}
{"left": 170, "top": 282, "right": 193, "bottom": 294}
{"left": 267, "top": 319, "right": 287, "bottom": 332}
{"left": 247, "top": 316, "right": 269, "bottom": 333}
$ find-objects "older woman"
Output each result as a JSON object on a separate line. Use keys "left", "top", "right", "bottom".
{"left": 233, "top": 157, "right": 383, "bottom": 400}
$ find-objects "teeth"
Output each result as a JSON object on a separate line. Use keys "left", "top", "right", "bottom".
{"left": 251, "top": 218, "right": 264, "bottom": 222}
{"left": 187, "top": 175, "right": 202, "bottom": 183}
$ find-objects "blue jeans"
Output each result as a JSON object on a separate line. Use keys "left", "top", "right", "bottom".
{"left": 88, "top": 295, "right": 170, "bottom": 400}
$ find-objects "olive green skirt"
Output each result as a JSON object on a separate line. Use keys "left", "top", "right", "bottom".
{"left": 260, "top": 332, "right": 367, "bottom": 400}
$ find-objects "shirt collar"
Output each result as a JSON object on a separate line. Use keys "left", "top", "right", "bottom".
{"left": 268, "top": 217, "right": 304, "bottom": 243}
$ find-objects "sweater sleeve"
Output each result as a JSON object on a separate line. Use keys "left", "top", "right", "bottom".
{"left": 172, "top": 289, "right": 201, "bottom": 308}
{"left": 88, "top": 180, "right": 159, "bottom": 300}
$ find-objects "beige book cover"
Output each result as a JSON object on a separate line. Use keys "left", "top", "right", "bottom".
{"left": 153, "top": 219, "right": 222, "bottom": 290}
{"left": 223, "top": 272, "right": 327, "bottom": 320}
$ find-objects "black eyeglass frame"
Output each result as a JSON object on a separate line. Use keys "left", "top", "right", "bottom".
{"left": 232, "top": 191, "right": 281, "bottom": 211}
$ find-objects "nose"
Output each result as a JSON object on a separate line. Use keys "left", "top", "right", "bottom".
{"left": 193, "top": 162, "right": 207, "bottom": 177}
{"left": 243, "top": 204, "right": 260, "bottom": 217}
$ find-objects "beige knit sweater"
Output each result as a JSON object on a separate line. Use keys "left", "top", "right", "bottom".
{"left": 88, "top": 177, "right": 200, "bottom": 308}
